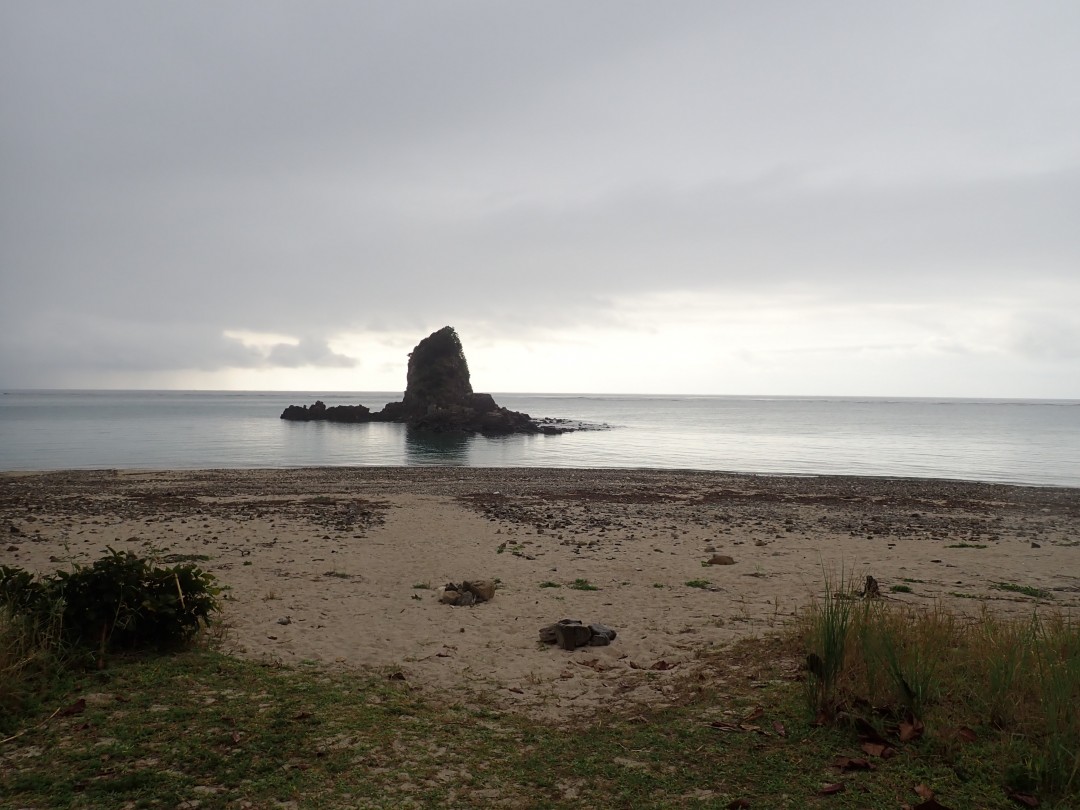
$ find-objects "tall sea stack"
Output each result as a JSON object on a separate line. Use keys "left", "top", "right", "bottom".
{"left": 401, "top": 326, "right": 475, "bottom": 414}
{"left": 281, "top": 326, "right": 547, "bottom": 435}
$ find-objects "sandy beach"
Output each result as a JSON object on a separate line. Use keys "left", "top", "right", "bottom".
{"left": 2, "top": 468, "right": 1077, "bottom": 718}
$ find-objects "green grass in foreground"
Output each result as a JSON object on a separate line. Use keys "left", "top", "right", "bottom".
{"left": 1, "top": 627, "right": 1076, "bottom": 809}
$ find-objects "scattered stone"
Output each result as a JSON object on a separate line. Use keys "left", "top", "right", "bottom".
{"left": 463, "top": 579, "right": 496, "bottom": 602}
{"left": 862, "top": 575, "right": 881, "bottom": 599}
{"left": 706, "top": 554, "right": 736, "bottom": 565}
{"left": 1031, "top": 541, "right": 1041, "bottom": 548}
{"left": 588, "top": 623, "right": 617, "bottom": 646}
{"left": 555, "top": 621, "right": 594, "bottom": 651}
{"left": 276, "top": 617, "right": 292, "bottom": 625}
{"left": 6, "top": 544, "right": 18, "bottom": 552}
{"left": 439, "top": 580, "right": 495, "bottom": 607}
{"left": 539, "top": 619, "right": 618, "bottom": 651}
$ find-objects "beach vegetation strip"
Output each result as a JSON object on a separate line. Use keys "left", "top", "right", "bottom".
{"left": 992, "top": 581, "right": 1053, "bottom": 600}
{"left": 2, "top": 615, "right": 1077, "bottom": 808}
{"left": 802, "top": 591, "right": 1079, "bottom": 807}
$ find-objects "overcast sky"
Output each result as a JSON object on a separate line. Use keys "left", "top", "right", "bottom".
{"left": 2, "top": 2, "right": 1078, "bottom": 397}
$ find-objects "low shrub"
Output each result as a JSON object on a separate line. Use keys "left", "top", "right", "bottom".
{"left": 0, "top": 549, "right": 220, "bottom": 658}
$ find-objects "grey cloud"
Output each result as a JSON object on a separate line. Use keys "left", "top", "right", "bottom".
{"left": 264, "top": 339, "right": 356, "bottom": 369}
{"left": 1009, "top": 313, "right": 1080, "bottom": 361}
{"left": 0, "top": 309, "right": 355, "bottom": 384}
{"left": 2, "top": 2, "right": 1079, "bottom": 388}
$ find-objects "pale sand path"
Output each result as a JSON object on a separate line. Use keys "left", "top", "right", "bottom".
{"left": 2, "top": 469, "right": 1077, "bottom": 717}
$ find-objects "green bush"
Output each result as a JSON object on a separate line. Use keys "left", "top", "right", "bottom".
{"left": 0, "top": 549, "right": 220, "bottom": 657}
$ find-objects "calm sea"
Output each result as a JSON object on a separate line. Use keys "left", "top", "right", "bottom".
{"left": 0, "top": 390, "right": 1078, "bottom": 487}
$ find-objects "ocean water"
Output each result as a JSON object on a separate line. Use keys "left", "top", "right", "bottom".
{"left": 1, "top": 390, "right": 1078, "bottom": 487}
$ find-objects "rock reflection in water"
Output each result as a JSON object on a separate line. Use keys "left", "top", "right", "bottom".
{"left": 404, "top": 428, "right": 470, "bottom": 465}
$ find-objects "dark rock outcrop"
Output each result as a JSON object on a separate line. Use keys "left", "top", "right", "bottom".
{"left": 539, "top": 619, "right": 618, "bottom": 651}
{"left": 280, "top": 326, "right": 599, "bottom": 435}
{"left": 280, "top": 401, "right": 372, "bottom": 423}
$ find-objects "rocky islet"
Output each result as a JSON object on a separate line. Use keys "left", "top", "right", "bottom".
{"left": 282, "top": 326, "right": 605, "bottom": 436}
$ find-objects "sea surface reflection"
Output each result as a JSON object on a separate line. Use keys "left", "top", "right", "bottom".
{"left": 404, "top": 429, "right": 469, "bottom": 465}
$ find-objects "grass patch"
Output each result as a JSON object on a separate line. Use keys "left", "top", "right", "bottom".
{"left": 568, "top": 579, "right": 599, "bottom": 591}
{"left": 803, "top": 565, "right": 854, "bottom": 722}
{"left": 4, "top": 559, "right": 1076, "bottom": 808}
{"left": 801, "top": 589, "right": 1079, "bottom": 804}
{"left": 993, "top": 582, "right": 1052, "bottom": 599}
{"left": 889, "top": 584, "right": 913, "bottom": 594}
{"left": 946, "top": 543, "right": 987, "bottom": 549}
{"left": 5, "top": 622, "right": 1075, "bottom": 809}
{"left": 0, "top": 606, "right": 74, "bottom": 731}
{"left": 538, "top": 581, "right": 562, "bottom": 589}
{"left": 684, "top": 579, "right": 711, "bottom": 589}
{"left": 411, "top": 582, "right": 431, "bottom": 590}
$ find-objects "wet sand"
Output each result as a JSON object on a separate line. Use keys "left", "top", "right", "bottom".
{"left": 2, "top": 468, "right": 1077, "bottom": 718}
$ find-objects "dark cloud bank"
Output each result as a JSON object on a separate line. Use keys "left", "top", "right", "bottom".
{"left": 2, "top": 2, "right": 1078, "bottom": 392}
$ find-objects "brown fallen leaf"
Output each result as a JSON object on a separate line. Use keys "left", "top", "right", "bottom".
{"left": 818, "top": 782, "right": 845, "bottom": 796}
{"left": 914, "top": 800, "right": 954, "bottom": 810}
{"left": 773, "top": 720, "right": 787, "bottom": 737}
{"left": 832, "top": 756, "right": 874, "bottom": 772}
{"left": 1006, "top": 791, "right": 1039, "bottom": 807}
{"left": 727, "top": 800, "right": 751, "bottom": 809}
{"left": 861, "top": 740, "right": 897, "bottom": 759}
{"left": 651, "top": 660, "right": 676, "bottom": 671}
{"left": 58, "top": 698, "right": 87, "bottom": 718}
{"left": 854, "top": 717, "right": 889, "bottom": 745}
{"left": 900, "top": 716, "right": 925, "bottom": 742}
{"left": 914, "top": 784, "right": 935, "bottom": 799}
{"left": 292, "top": 711, "right": 313, "bottom": 721}
{"left": 708, "top": 721, "right": 741, "bottom": 732}
{"left": 742, "top": 706, "right": 763, "bottom": 723}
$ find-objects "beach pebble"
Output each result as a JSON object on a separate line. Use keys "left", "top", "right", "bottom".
{"left": 588, "top": 624, "right": 617, "bottom": 646}
{"left": 463, "top": 579, "right": 497, "bottom": 601}
{"left": 555, "top": 621, "right": 594, "bottom": 651}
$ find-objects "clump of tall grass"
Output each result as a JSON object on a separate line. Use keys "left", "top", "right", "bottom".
{"left": 802, "top": 565, "right": 855, "bottom": 721}
{"left": 801, "top": 578, "right": 1080, "bottom": 799}
{"left": 0, "top": 604, "right": 70, "bottom": 733}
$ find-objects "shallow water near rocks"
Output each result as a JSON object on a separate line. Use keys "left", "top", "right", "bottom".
{"left": 1, "top": 390, "right": 1078, "bottom": 487}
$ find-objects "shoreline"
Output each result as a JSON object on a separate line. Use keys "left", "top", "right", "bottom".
{"left": 3, "top": 468, "right": 1077, "bottom": 718}
{"left": 4, "top": 464, "right": 1080, "bottom": 489}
